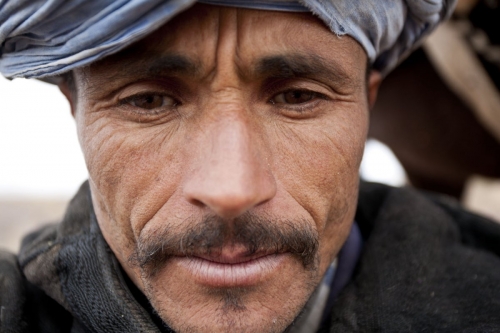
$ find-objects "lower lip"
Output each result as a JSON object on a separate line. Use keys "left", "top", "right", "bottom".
{"left": 174, "top": 254, "right": 287, "bottom": 287}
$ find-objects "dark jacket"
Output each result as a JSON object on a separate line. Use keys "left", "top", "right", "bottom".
{"left": 1, "top": 182, "right": 500, "bottom": 332}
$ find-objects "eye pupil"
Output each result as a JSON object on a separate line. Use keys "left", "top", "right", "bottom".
{"left": 133, "top": 95, "right": 164, "bottom": 109}
{"left": 284, "top": 91, "right": 314, "bottom": 104}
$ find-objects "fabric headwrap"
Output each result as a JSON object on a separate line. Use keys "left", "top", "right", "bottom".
{"left": 0, "top": 0, "right": 456, "bottom": 81}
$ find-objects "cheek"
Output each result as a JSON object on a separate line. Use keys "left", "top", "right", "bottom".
{"left": 266, "top": 106, "right": 367, "bottom": 266}
{"left": 268, "top": 108, "right": 367, "bottom": 223}
{"left": 76, "top": 111, "right": 185, "bottom": 236}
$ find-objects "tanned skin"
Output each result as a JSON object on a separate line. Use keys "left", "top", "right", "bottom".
{"left": 59, "top": 4, "right": 381, "bottom": 332}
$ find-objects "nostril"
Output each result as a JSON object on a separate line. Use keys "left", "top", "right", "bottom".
{"left": 188, "top": 198, "right": 206, "bottom": 208}
{"left": 183, "top": 167, "right": 277, "bottom": 219}
{"left": 184, "top": 187, "right": 268, "bottom": 220}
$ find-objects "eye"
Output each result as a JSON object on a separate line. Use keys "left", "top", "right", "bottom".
{"left": 123, "top": 93, "right": 178, "bottom": 110}
{"left": 271, "top": 90, "right": 317, "bottom": 105}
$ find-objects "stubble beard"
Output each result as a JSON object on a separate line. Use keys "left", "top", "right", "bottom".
{"left": 131, "top": 212, "right": 321, "bottom": 333}
{"left": 141, "top": 261, "right": 320, "bottom": 333}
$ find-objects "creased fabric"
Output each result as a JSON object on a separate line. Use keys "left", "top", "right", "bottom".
{"left": 0, "top": 0, "right": 455, "bottom": 80}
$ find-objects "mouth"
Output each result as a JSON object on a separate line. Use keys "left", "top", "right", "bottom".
{"left": 174, "top": 248, "right": 288, "bottom": 287}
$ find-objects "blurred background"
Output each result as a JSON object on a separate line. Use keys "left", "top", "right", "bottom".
{"left": 0, "top": 76, "right": 88, "bottom": 252}
{"left": 1, "top": 0, "right": 499, "bottom": 253}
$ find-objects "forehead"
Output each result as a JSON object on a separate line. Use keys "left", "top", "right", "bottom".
{"left": 83, "top": 4, "right": 367, "bottom": 85}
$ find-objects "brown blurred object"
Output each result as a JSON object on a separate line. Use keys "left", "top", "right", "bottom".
{"left": 424, "top": 20, "right": 500, "bottom": 143}
{"left": 456, "top": 0, "right": 480, "bottom": 15}
{"left": 370, "top": 0, "right": 500, "bottom": 220}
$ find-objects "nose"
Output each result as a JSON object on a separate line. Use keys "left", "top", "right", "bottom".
{"left": 183, "top": 113, "right": 277, "bottom": 219}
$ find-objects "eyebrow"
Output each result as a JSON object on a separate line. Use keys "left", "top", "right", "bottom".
{"left": 254, "top": 54, "right": 357, "bottom": 90}
{"left": 84, "top": 54, "right": 199, "bottom": 96}
{"left": 115, "top": 54, "right": 200, "bottom": 79}
{"left": 142, "top": 54, "right": 199, "bottom": 77}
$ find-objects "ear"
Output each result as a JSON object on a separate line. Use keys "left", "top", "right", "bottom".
{"left": 368, "top": 70, "right": 382, "bottom": 110}
{"left": 58, "top": 79, "right": 76, "bottom": 117}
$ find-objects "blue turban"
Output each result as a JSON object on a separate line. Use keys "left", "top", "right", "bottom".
{"left": 0, "top": 0, "right": 455, "bottom": 81}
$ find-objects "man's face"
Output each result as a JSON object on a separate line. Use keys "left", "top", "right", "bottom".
{"left": 69, "top": 4, "right": 371, "bottom": 333}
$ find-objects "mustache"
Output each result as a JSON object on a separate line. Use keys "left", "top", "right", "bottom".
{"left": 130, "top": 212, "right": 319, "bottom": 276}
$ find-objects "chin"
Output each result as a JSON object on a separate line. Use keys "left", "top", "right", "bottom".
{"left": 141, "top": 253, "right": 321, "bottom": 333}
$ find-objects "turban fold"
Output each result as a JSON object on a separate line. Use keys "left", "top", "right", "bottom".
{"left": 0, "top": 0, "right": 455, "bottom": 81}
